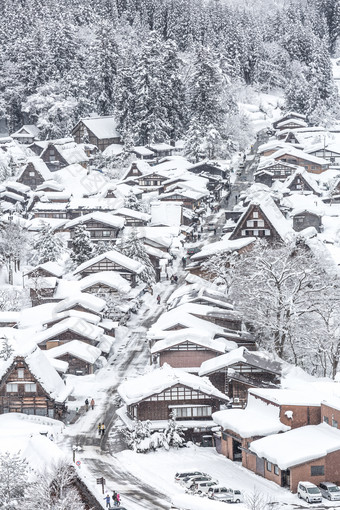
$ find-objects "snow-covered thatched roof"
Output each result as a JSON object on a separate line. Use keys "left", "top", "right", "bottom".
{"left": 79, "top": 116, "right": 120, "bottom": 140}
{"left": 45, "top": 340, "right": 101, "bottom": 364}
{"left": 79, "top": 271, "right": 131, "bottom": 293}
{"left": 17, "top": 157, "right": 52, "bottom": 181}
{"left": 199, "top": 347, "right": 282, "bottom": 377}
{"left": 64, "top": 211, "right": 125, "bottom": 230}
{"left": 35, "top": 317, "right": 104, "bottom": 344}
{"left": 150, "top": 329, "right": 227, "bottom": 355}
{"left": 118, "top": 364, "right": 229, "bottom": 405}
{"left": 74, "top": 250, "right": 145, "bottom": 276}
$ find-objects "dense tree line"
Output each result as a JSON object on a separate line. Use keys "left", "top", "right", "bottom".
{"left": 0, "top": 0, "right": 339, "bottom": 154}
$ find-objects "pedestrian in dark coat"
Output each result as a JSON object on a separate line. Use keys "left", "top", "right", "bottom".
{"left": 85, "top": 399, "right": 89, "bottom": 412}
{"left": 101, "top": 423, "right": 105, "bottom": 436}
{"left": 157, "top": 295, "right": 161, "bottom": 305}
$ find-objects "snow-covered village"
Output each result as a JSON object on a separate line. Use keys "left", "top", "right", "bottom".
{"left": 3, "top": 0, "right": 340, "bottom": 509}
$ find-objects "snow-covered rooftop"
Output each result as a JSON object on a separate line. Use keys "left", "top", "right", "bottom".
{"left": 199, "top": 347, "right": 281, "bottom": 377}
{"left": 212, "top": 392, "right": 290, "bottom": 438}
{"left": 150, "top": 329, "right": 227, "bottom": 354}
{"left": 118, "top": 364, "right": 229, "bottom": 405}
{"left": 45, "top": 340, "right": 101, "bottom": 364}
{"left": 35, "top": 317, "right": 104, "bottom": 344}
{"left": 80, "top": 116, "right": 120, "bottom": 140}
{"left": 54, "top": 293, "right": 106, "bottom": 314}
{"left": 79, "top": 271, "right": 131, "bottom": 293}
{"left": 249, "top": 387, "right": 323, "bottom": 406}
{"left": 250, "top": 423, "right": 340, "bottom": 469}
{"left": 74, "top": 249, "right": 145, "bottom": 275}
{"left": 64, "top": 211, "right": 125, "bottom": 230}
{"left": 191, "top": 237, "right": 255, "bottom": 261}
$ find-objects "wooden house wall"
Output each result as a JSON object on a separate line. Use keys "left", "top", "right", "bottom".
{"left": 159, "top": 348, "right": 219, "bottom": 369}
{"left": 73, "top": 123, "right": 121, "bottom": 151}
{"left": 17, "top": 162, "right": 45, "bottom": 190}
{"left": 129, "top": 395, "right": 222, "bottom": 421}
{"left": 0, "top": 357, "right": 59, "bottom": 417}
{"left": 38, "top": 330, "right": 97, "bottom": 350}
{"left": 229, "top": 204, "right": 282, "bottom": 242}
{"left": 56, "top": 353, "right": 93, "bottom": 375}
{"left": 78, "top": 258, "right": 137, "bottom": 285}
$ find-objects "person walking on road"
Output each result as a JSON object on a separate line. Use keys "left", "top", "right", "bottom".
{"left": 90, "top": 398, "right": 95, "bottom": 410}
{"left": 98, "top": 422, "right": 101, "bottom": 435}
{"left": 101, "top": 423, "right": 105, "bottom": 437}
{"left": 85, "top": 398, "right": 89, "bottom": 412}
{"left": 157, "top": 294, "right": 161, "bottom": 305}
{"left": 104, "top": 494, "right": 111, "bottom": 508}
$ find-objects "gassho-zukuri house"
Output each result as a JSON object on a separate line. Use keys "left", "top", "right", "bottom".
{"left": 117, "top": 363, "right": 229, "bottom": 442}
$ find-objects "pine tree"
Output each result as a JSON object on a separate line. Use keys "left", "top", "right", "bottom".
{"left": 118, "top": 229, "right": 156, "bottom": 284}
{"left": 0, "top": 452, "right": 29, "bottom": 507}
{"left": 32, "top": 223, "right": 64, "bottom": 264}
{"left": 70, "top": 224, "right": 95, "bottom": 266}
{"left": 124, "top": 190, "right": 143, "bottom": 211}
{"left": 0, "top": 335, "right": 13, "bottom": 361}
{"left": 164, "top": 411, "right": 184, "bottom": 449}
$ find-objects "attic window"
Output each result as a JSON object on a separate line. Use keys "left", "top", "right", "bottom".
{"left": 17, "top": 368, "right": 24, "bottom": 378}
{"left": 25, "top": 383, "right": 36, "bottom": 392}
{"left": 29, "top": 172, "right": 35, "bottom": 176}
{"left": 6, "top": 383, "right": 18, "bottom": 392}
{"left": 253, "top": 212, "right": 259, "bottom": 218}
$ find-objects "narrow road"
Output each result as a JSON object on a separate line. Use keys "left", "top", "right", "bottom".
{"left": 63, "top": 278, "right": 184, "bottom": 509}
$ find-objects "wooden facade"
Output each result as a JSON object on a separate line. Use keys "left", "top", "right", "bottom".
{"left": 127, "top": 383, "right": 223, "bottom": 422}
{"left": 0, "top": 357, "right": 63, "bottom": 418}
{"left": 292, "top": 211, "right": 322, "bottom": 232}
{"left": 72, "top": 118, "right": 121, "bottom": 151}
{"left": 286, "top": 172, "right": 321, "bottom": 195}
{"left": 17, "top": 161, "right": 46, "bottom": 190}
{"left": 229, "top": 203, "right": 283, "bottom": 242}
{"left": 38, "top": 329, "right": 98, "bottom": 350}
{"left": 67, "top": 219, "right": 121, "bottom": 243}
{"left": 155, "top": 341, "right": 221, "bottom": 370}
{"left": 76, "top": 257, "right": 138, "bottom": 286}
{"left": 273, "top": 152, "right": 328, "bottom": 174}
{"left": 52, "top": 353, "right": 94, "bottom": 376}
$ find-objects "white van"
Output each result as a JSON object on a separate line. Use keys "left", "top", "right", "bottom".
{"left": 297, "top": 482, "right": 322, "bottom": 503}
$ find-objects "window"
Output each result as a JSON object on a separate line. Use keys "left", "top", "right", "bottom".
{"left": 266, "top": 462, "right": 272, "bottom": 472}
{"left": 258, "top": 220, "right": 264, "bottom": 227}
{"left": 265, "top": 229, "right": 270, "bottom": 236}
{"left": 253, "top": 212, "right": 259, "bottom": 218}
{"left": 29, "top": 171, "right": 35, "bottom": 176}
{"left": 6, "top": 383, "right": 18, "bottom": 392}
{"left": 17, "top": 369, "right": 24, "bottom": 379}
{"left": 274, "top": 465, "right": 279, "bottom": 475}
{"left": 323, "top": 416, "right": 329, "bottom": 424}
{"left": 102, "top": 230, "right": 111, "bottom": 237}
{"left": 332, "top": 417, "right": 338, "bottom": 428}
{"left": 25, "top": 383, "right": 36, "bottom": 392}
{"left": 247, "top": 220, "right": 254, "bottom": 227}
{"left": 311, "top": 465, "right": 324, "bottom": 476}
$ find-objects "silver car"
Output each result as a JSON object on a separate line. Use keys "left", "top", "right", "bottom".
{"left": 319, "top": 482, "right": 340, "bottom": 501}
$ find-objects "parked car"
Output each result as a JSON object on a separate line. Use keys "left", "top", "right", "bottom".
{"left": 183, "top": 475, "right": 212, "bottom": 489}
{"left": 208, "top": 486, "right": 233, "bottom": 500}
{"left": 319, "top": 482, "right": 340, "bottom": 501}
{"left": 297, "top": 481, "right": 322, "bottom": 503}
{"left": 175, "top": 471, "right": 204, "bottom": 483}
{"left": 193, "top": 480, "right": 219, "bottom": 494}
{"left": 186, "top": 247, "right": 201, "bottom": 256}
{"left": 209, "top": 487, "right": 243, "bottom": 503}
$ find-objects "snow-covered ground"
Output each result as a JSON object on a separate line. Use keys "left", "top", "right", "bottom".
{"left": 118, "top": 444, "right": 340, "bottom": 509}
